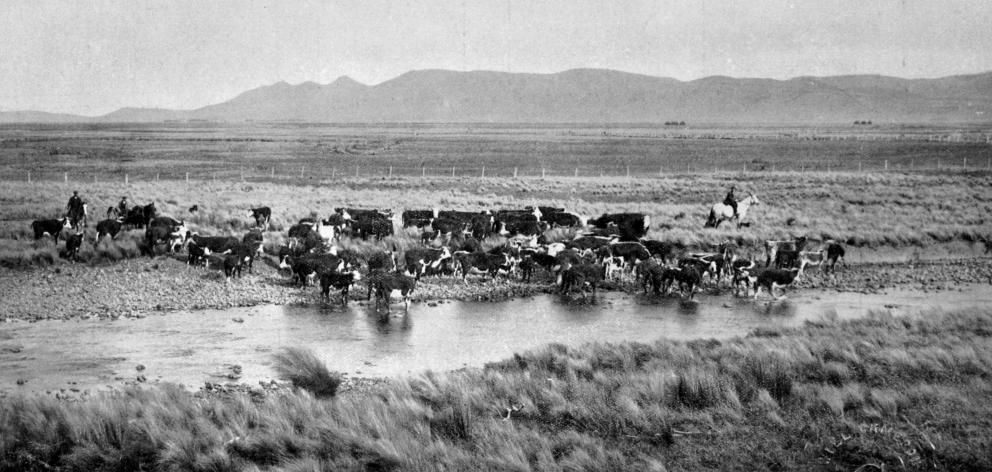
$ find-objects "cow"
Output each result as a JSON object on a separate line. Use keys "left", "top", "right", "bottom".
{"left": 402, "top": 209, "right": 438, "bottom": 227}
{"left": 454, "top": 251, "right": 512, "bottom": 282}
{"left": 187, "top": 242, "right": 210, "bottom": 267}
{"left": 568, "top": 235, "right": 617, "bottom": 251}
{"left": 641, "top": 240, "right": 684, "bottom": 264}
{"left": 288, "top": 223, "right": 312, "bottom": 239}
{"left": 233, "top": 241, "right": 263, "bottom": 274}
{"left": 248, "top": 207, "right": 271, "bottom": 227}
{"left": 369, "top": 272, "right": 417, "bottom": 312}
{"left": 188, "top": 205, "right": 199, "bottom": 214}
{"left": 352, "top": 218, "right": 394, "bottom": 240}
{"left": 647, "top": 265, "right": 684, "bottom": 296}
{"left": 224, "top": 254, "right": 243, "bottom": 279}
{"left": 497, "top": 219, "right": 548, "bottom": 237}
{"left": 31, "top": 218, "right": 71, "bottom": 242}
{"left": 62, "top": 232, "right": 84, "bottom": 261}
{"left": 95, "top": 218, "right": 123, "bottom": 241}
{"left": 188, "top": 234, "right": 240, "bottom": 254}
{"left": 403, "top": 247, "right": 452, "bottom": 279}
{"left": 751, "top": 261, "right": 808, "bottom": 299}
{"left": 825, "top": 241, "right": 846, "bottom": 273}
{"left": 431, "top": 217, "right": 468, "bottom": 239}
{"left": 319, "top": 271, "right": 362, "bottom": 304}
{"left": 587, "top": 213, "right": 650, "bottom": 241}
{"left": 558, "top": 263, "right": 606, "bottom": 300}
{"left": 366, "top": 250, "right": 398, "bottom": 273}
{"left": 607, "top": 242, "right": 651, "bottom": 268}
{"left": 145, "top": 224, "right": 187, "bottom": 256}
{"left": 764, "top": 236, "right": 808, "bottom": 267}
{"left": 122, "top": 203, "right": 157, "bottom": 230}
{"left": 280, "top": 254, "right": 345, "bottom": 286}
{"left": 336, "top": 208, "right": 392, "bottom": 222}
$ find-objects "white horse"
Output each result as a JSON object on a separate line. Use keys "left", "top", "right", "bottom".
{"left": 705, "top": 193, "right": 759, "bottom": 229}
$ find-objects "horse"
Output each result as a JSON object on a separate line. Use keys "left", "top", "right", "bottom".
{"left": 67, "top": 203, "right": 88, "bottom": 230}
{"left": 705, "top": 193, "right": 759, "bottom": 229}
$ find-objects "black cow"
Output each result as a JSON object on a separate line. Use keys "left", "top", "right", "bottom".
{"left": 608, "top": 242, "right": 651, "bottom": 266}
{"left": 288, "top": 223, "right": 312, "bottom": 239}
{"left": 752, "top": 263, "right": 807, "bottom": 299}
{"left": 641, "top": 240, "right": 684, "bottom": 264}
{"left": 543, "top": 211, "right": 584, "bottom": 228}
{"left": 248, "top": 207, "right": 271, "bottom": 227}
{"left": 95, "top": 218, "right": 123, "bottom": 241}
{"left": 402, "top": 209, "right": 437, "bottom": 227}
{"left": 498, "top": 220, "right": 548, "bottom": 237}
{"left": 31, "top": 217, "right": 71, "bottom": 242}
{"left": 188, "top": 205, "right": 199, "bottom": 214}
{"left": 558, "top": 263, "right": 606, "bottom": 300}
{"left": 366, "top": 250, "right": 397, "bottom": 273}
{"left": 352, "top": 218, "right": 394, "bottom": 240}
{"left": 431, "top": 217, "right": 467, "bottom": 238}
{"left": 672, "top": 266, "right": 702, "bottom": 299}
{"left": 224, "top": 254, "right": 243, "bottom": 279}
{"left": 454, "top": 251, "right": 512, "bottom": 282}
{"left": 319, "top": 271, "right": 362, "bottom": 304}
{"left": 336, "top": 208, "right": 391, "bottom": 221}
{"left": 62, "top": 232, "right": 84, "bottom": 261}
{"left": 369, "top": 272, "right": 417, "bottom": 312}
{"left": 587, "top": 213, "right": 650, "bottom": 241}
{"left": 145, "top": 224, "right": 186, "bottom": 256}
{"left": 123, "top": 203, "right": 157, "bottom": 230}
{"left": 568, "top": 235, "right": 616, "bottom": 251}
{"left": 233, "top": 241, "right": 262, "bottom": 273}
{"left": 188, "top": 234, "right": 240, "bottom": 254}
{"left": 280, "top": 254, "right": 345, "bottom": 287}
{"left": 825, "top": 242, "right": 846, "bottom": 273}
{"left": 764, "top": 237, "right": 808, "bottom": 267}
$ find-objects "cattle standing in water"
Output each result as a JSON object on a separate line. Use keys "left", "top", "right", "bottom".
{"left": 248, "top": 207, "right": 271, "bottom": 228}
{"left": 558, "top": 263, "right": 606, "bottom": 300}
{"left": 319, "top": 271, "right": 362, "bottom": 304}
{"left": 369, "top": 272, "right": 417, "bottom": 312}
{"left": 751, "top": 261, "right": 808, "bottom": 299}
{"left": 31, "top": 217, "right": 71, "bottom": 242}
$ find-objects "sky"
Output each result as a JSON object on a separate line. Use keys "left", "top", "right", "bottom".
{"left": 2, "top": 0, "right": 990, "bottom": 116}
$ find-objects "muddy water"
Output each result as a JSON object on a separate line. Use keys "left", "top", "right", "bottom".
{"left": 2, "top": 285, "right": 991, "bottom": 394}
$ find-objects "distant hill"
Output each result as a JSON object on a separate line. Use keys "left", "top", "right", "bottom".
{"left": 3, "top": 69, "right": 991, "bottom": 123}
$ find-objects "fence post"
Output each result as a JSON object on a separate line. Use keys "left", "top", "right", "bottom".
{"left": 332, "top": 168, "right": 336, "bottom": 179}
{"left": 389, "top": 166, "right": 393, "bottom": 177}
{"left": 658, "top": 165, "right": 662, "bottom": 176}
{"left": 451, "top": 166, "right": 455, "bottom": 177}
{"left": 481, "top": 166, "right": 485, "bottom": 178}
{"left": 271, "top": 167, "right": 275, "bottom": 178}
{"left": 513, "top": 167, "right": 518, "bottom": 178}
{"left": 64, "top": 172, "right": 67, "bottom": 183}
{"left": 27, "top": 171, "right": 30, "bottom": 183}
{"left": 542, "top": 168, "right": 545, "bottom": 178}
{"left": 156, "top": 173, "right": 159, "bottom": 181}
{"left": 422, "top": 167, "right": 426, "bottom": 178}
{"left": 963, "top": 158, "right": 967, "bottom": 169}
{"left": 937, "top": 158, "right": 940, "bottom": 170}
{"left": 355, "top": 165, "right": 358, "bottom": 177}
{"left": 858, "top": 161, "right": 861, "bottom": 173}
{"left": 125, "top": 174, "right": 128, "bottom": 185}
{"left": 94, "top": 174, "right": 97, "bottom": 184}
{"left": 884, "top": 160, "right": 888, "bottom": 171}
{"left": 575, "top": 168, "right": 578, "bottom": 178}
{"left": 626, "top": 166, "right": 630, "bottom": 179}
{"left": 987, "top": 157, "right": 990, "bottom": 170}
{"left": 301, "top": 166, "right": 305, "bottom": 178}
{"left": 185, "top": 172, "right": 189, "bottom": 183}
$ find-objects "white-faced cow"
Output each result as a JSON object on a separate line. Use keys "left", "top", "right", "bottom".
{"left": 31, "top": 217, "right": 71, "bottom": 243}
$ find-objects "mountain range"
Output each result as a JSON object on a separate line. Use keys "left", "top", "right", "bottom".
{"left": 3, "top": 68, "right": 991, "bottom": 124}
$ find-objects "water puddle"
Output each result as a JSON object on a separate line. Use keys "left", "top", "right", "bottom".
{"left": 2, "top": 284, "right": 991, "bottom": 394}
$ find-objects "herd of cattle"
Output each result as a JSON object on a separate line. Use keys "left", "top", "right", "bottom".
{"left": 29, "top": 202, "right": 846, "bottom": 310}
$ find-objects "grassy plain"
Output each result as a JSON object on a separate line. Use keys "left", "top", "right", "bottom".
{"left": 2, "top": 309, "right": 990, "bottom": 471}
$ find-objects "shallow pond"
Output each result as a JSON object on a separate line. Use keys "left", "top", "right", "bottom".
{"left": 2, "top": 284, "right": 991, "bottom": 394}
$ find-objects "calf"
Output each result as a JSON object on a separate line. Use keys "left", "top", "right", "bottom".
{"left": 224, "top": 254, "right": 243, "bottom": 279}
{"left": 320, "top": 271, "right": 362, "bottom": 304}
{"left": 558, "top": 263, "right": 607, "bottom": 300}
{"left": 187, "top": 242, "right": 210, "bottom": 267}
{"left": 32, "top": 217, "right": 71, "bottom": 242}
{"left": 825, "top": 242, "right": 846, "bottom": 273}
{"left": 764, "top": 236, "right": 808, "bottom": 267}
{"left": 248, "top": 206, "right": 271, "bottom": 227}
{"left": 63, "top": 232, "right": 84, "bottom": 261}
{"left": 672, "top": 266, "right": 702, "bottom": 299}
{"left": 752, "top": 261, "right": 808, "bottom": 299}
{"left": 95, "top": 218, "right": 123, "bottom": 241}
{"left": 370, "top": 272, "right": 417, "bottom": 312}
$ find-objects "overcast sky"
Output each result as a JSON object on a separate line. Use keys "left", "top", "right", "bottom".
{"left": 2, "top": 0, "right": 990, "bottom": 115}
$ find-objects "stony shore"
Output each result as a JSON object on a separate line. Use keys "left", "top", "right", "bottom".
{"left": 1, "top": 250, "right": 990, "bottom": 322}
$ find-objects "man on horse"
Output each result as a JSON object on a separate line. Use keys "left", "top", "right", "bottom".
{"left": 66, "top": 190, "right": 87, "bottom": 229}
{"left": 723, "top": 185, "right": 738, "bottom": 218}
{"left": 117, "top": 196, "right": 129, "bottom": 219}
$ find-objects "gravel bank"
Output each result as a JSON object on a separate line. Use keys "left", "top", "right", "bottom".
{"left": 1, "top": 252, "right": 989, "bottom": 321}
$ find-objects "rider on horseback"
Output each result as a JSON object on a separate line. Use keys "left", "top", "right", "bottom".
{"left": 117, "top": 196, "right": 129, "bottom": 219}
{"left": 723, "top": 185, "right": 738, "bottom": 218}
{"left": 66, "top": 191, "right": 86, "bottom": 229}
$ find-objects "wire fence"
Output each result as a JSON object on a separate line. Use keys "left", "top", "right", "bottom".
{"left": 2, "top": 157, "right": 991, "bottom": 185}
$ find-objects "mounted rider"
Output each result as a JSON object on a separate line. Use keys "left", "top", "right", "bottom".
{"left": 66, "top": 190, "right": 87, "bottom": 229}
{"left": 723, "top": 185, "right": 738, "bottom": 218}
{"left": 117, "top": 196, "right": 129, "bottom": 219}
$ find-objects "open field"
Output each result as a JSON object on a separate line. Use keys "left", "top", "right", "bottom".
{"left": 1, "top": 123, "right": 991, "bottom": 182}
{"left": 2, "top": 309, "right": 990, "bottom": 471}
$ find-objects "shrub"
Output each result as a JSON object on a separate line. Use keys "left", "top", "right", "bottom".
{"left": 271, "top": 348, "right": 341, "bottom": 398}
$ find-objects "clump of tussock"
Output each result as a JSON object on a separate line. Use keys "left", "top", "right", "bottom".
{"left": 271, "top": 347, "right": 341, "bottom": 398}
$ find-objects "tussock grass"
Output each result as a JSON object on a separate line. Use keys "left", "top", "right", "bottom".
{"left": 271, "top": 347, "right": 341, "bottom": 398}
{"left": 2, "top": 310, "right": 992, "bottom": 470}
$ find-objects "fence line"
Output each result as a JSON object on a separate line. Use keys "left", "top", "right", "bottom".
{"left": 1, "top": 160, "right": 990, "bottom": 184}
